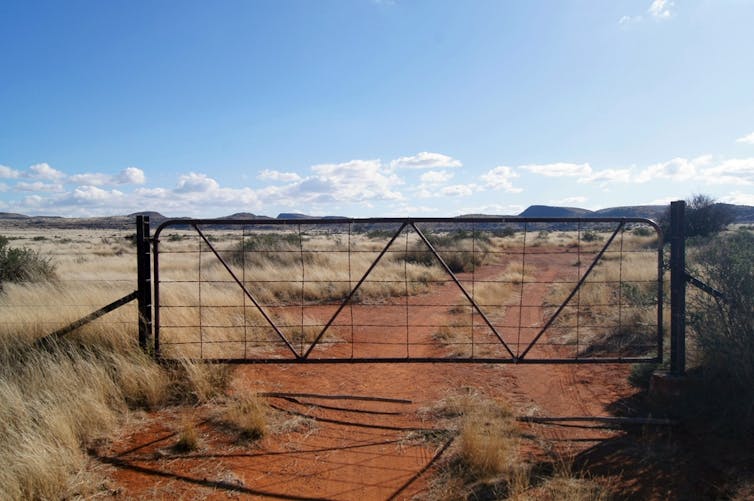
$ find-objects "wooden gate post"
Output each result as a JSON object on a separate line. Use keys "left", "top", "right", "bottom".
{"left": 136, "top": 216, "right": 153, "bottom": 352}
{"left": 669, "top": 200, "right": 686, "bottom": 376}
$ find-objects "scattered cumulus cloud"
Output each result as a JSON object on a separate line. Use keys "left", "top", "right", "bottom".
{"left": 28, "top": 163, "right": 65, "bottom": 180}
{"left": 520, "top": 162, "right": 592, "bottom": 177}
{"left": 635, "top": 156, "right": 706, "bottom": 183}
{"left": 258, "top": 169, "right": 302, "bottom": 182}
{"left": 736, "top": 132, "right": 754, "bottom": 145}
{"left": 440, "top": 184, "right": 475, "bottom": 197}
{"left": 619, "top": 15, "right": 643, "bottom": 25}
{"left": 700, "top": 158, "right": 754, "bottom": 185}
{"left": 721, "top": 191, "right": 754, "bottom": 206}
{"left": 175, "top": 172, "right": 221, "bottom": 193}
{"left": 0, "top": 165, "right": 21, "bottom": 179}
{"left": 390, "top": 152, "right": 462, "bottom": 170}
{"left": 579, "top": 168, "right": 632, "bottom": 185}
{"left": 15, "top": 181, "right": 64, "bottom": 192}
{"left": 420, "top": 170, "right": 454, "bottom": 185}
{"left": 480, "top": 166, "right": 522, "bottom": 192}
{"left": 117, "top": 167, "right": 146, "bottom": 184}
{"left": 549, "top": 196, "right": 588, "bottom": 206}
{"left": 648, "top": 0, "right": 674, "bottom": 19}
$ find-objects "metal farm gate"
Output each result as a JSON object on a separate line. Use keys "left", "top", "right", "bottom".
{"left": 149, "top": 217, "right": 664, "bottom": 364}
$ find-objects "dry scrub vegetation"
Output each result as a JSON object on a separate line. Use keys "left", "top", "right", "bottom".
{"left": 417, "top": 389, "right": 613, "bottom": 500}
{"left": 0, "top": 230, "right": 242, "bottom": 499}
{"left": 0, "top": 222, "right": 663, "bottom": 499}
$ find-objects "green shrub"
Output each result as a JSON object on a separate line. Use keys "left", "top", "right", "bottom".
{"left": 581, "top": 230, "right": 601, "bottom": 242}
{"left": 0, "top": 236, "right": 57, "bottom": 291}
{"left": 687, "top": 229, "right": 754, "bottom": 432}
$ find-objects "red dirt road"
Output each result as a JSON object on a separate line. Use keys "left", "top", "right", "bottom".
{"left": 94, "top": 251, "right": 640, "bottom": 499}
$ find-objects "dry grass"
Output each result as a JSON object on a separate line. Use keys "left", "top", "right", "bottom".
{"left": 419, "top": 389, "right": 615, "bottom": 500}
{"left": 220, "top": 390, "right": 269, "bottom": 440}
{"left": 0, "top": 228, "right": 243, "bottom": 499}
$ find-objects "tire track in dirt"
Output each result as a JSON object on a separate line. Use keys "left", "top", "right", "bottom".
{"left": 97, "top": 247, "right": 637, "bottom": 499}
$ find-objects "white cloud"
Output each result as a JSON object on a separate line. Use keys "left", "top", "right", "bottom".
{"left": 0, "top": 165, "right": 21, "bottom": 179}
{"left": 306, "top": 159, "right": 403, "bottom": 202}
{"left": 736, "top": 132, "right": 754, "bottom": 145}
{"left": 69, "top": 167, "right": 146, "bottom": 186}
{"left": 175, "top": 172, "right": 220, "bottom": 193}
{"left": 258, "top": 169, "right": 302, "bottom": 182}
{"left": 117, "top": 167, "right": 146, "bottom": 184}
{"left": 549, "top": 196, "right": 588, "bottom": 206}
{"left": 699, "top": 158, "right": 754, "bottom": 185}
{"left": 480, "top": 166, "right": 522, "bottom": 192}
{"left": 635, "top": 157, "right": 704, "bottom": 183}
{"left": 648, "top": 0, "right": 674, "bottom": 19}
{"left": 457, "top": 203, "right": 524, "bottom": 216}
{"left": 440, "top": 184, "right": 475, "bottom": 197}
{"left": 420, "top": 170, "right": 454, "bottom": 185}
{"left": 0, "top": 183, "right": 7, "bottom": 192}
{"left": 28, "top": 163, "right": 65, "bottom": 180}
{"left": 721, "top": 191, "right": 754, "bottom": 206}
{"left": 69, "top": 173, "right": 112, "bottom": 186}
{"left": 15, "top": 181, "right": 64, "bottom": 192}
{"left": 520, "top": 162, "right": 592, "bottom": 177}
{"left": 619, "top": 15, "right": 643, "bottom": 25}
{"left": 579, "top": 168, "right": 632, "bottom": 185}
{"left": 390, "top": 152, "right": 462, "bottom": 170}
{"left": 72, "top": 186, "right": 125, "bottom": 202}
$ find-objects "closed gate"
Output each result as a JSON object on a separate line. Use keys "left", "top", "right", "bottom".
{"left": 152, "top": 217, "right": 663, "bottom": 364}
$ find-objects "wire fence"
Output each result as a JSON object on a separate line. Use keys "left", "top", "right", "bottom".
{"left": 153, "top": 218, "right": 664, "bottom": 363}
{"left": 0, "top": 226, "right": 140, "bottom": 340}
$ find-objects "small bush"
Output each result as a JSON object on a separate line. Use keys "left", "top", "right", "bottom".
{"left": 686, "top": 229, "right": 754, "bottom": 433}
{"left": 0, "top": 236, "right": 56, "bottom": 291}
{"left": 581, "top": 230, "right": 601, "bottom": 242}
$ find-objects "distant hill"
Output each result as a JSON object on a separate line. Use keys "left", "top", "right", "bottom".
{"left": 0, "top": 212, "right": 30, "bottom": 219}
{"left": 519, "top": 205, "right": 592, "bottom": 218}
{"left": 2, "top": 203, "right": 753, "bottom": 230}
{"left": 592, "top": 205, "right": 665, "bottom": 219}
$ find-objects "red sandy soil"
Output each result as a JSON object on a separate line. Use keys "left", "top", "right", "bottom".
{"left": 91, "top": 249, "right": 659, "bottom": 500}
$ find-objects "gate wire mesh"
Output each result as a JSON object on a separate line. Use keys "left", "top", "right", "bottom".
{"left": 0, "top": 225, "right": 139, "bottom": 341}
{"left": 153, "top": 217, "right": 664, "bottom": 363}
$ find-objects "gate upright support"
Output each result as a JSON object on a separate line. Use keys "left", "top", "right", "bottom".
{"left": 136, "top": 216, "right": 153, "bottom": 352}
{"left": 669, "top": 201, "right": 686, "bottom": 376}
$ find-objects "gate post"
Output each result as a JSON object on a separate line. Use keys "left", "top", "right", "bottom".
{"left": 136, "top": 216, "right": 153, "bottom": 352}
{"left": 669, "top": 200, "right": 686, "bottom": 376}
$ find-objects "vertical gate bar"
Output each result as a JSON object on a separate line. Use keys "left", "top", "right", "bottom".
{"left": 152, "top": 227, "right": 161, "bottom": 358}
{"left": 411, "top": 223, "right": 516, "bottom": 359}
{"left": 670, "top": 200, "right": 686, "bottom": 376}
{"left": 303, "top": 222, "right": 409, "bottom": 359}
{"left": 519, "top": 221, "right": 625, "bottom": 361}
{"left": 136, "top": 215, "right": 152, "bottom": 352}
{"left": 403, "top": 226, "right": 409, "bottom": 358}
{"left": 656, "top": 224, "right": 665, "bottom": 363}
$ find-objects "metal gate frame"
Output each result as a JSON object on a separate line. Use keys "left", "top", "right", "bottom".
{"left": 150, "top": 216, "right": 665, "bottom": 364}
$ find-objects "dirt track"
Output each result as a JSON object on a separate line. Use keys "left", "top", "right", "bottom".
{"left": 94, "top": 251, "right": 638, "bottom": 499}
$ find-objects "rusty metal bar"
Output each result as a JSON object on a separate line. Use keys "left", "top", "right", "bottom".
{"left": 302, "top": 222, "right": 408, "bottom": 359}
{"left": 36, "top": 290, "right": 138, "bottom": 346}
{"left": 136, "top": 215, "right": 152, "bottom": 352}
{"left": 518, "top": 221, "right": 626, "bottom": 361}
{"left": 152, "top": 216, "right": 663, "bottom": 364}
{"left": 410, "top": 222, "right": 516, "bottom": 360}
{"left": 192, "top": 224, "right": 301, "bottom": 358}
{"left": 670, "top": 201, "right": 686, "bottom": 376}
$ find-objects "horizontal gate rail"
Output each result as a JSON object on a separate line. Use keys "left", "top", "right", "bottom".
{"left": 152, "top": 216, "right": 664, "bottom": 364}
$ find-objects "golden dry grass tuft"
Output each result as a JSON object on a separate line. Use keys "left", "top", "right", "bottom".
{"left": 220, "top": 391, "right": 269, "bottom": 440}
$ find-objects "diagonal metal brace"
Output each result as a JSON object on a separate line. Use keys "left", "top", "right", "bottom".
{"left": 411, "top": 223, "right": 517, "bottom": 360}
{"left": 303, "top": 222, "right": 409, "bottom": 359}
{"left": 518, "top": 222, "right": 625, "bottom": 361}
{"left": 192, "top": 224, "right": 301, "bottom": 359}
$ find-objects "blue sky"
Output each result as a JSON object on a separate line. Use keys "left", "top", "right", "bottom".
{"left": 1, "top": 0, "right": 754, "bottom": 217}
